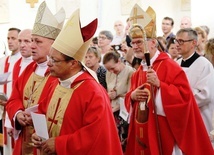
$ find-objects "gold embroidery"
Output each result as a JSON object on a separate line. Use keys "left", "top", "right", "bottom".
{"left": 23, "top": 73, "right": 48, "bottom": 108}
{"left": 129, "top": 7, "right": 144, "bottom": 24}
{"left": 47, "top": 81, "right": 84, "bottom": 137}
{"left": 22, "top": 73, "right": 49, "bottom": 155}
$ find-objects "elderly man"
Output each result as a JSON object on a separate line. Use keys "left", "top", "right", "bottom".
{"left": 180, "top": 16, "right": 192, "bottom": 29}
{"left": 124, "top": 4, "right": 213, "bottom": 155}
{"left": 6, "top": 2, "right": 65, "bottom": 155}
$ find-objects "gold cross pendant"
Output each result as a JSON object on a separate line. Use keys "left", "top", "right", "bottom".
{"left": 26, "top": 0, "right": 38, "bottom": 8}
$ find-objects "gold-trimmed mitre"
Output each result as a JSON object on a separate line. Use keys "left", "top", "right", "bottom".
{"left": 52, "top": 9, "right": 97, "bottom": 62}
{"left": 32, "top": 1, "right": 66, "bottom": 40}
{"left": 129, "top": 4, "right": 156, "bottom": 39}
{"left": 52, "top": 9, "right": 98, "bottom": 81}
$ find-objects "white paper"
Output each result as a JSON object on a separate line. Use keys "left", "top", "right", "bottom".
{"left": 25, "top": 104, "right": 39, "bottom": 114}
{"left": 31, "top": 112, "right": 49, "bottom": 141}
{"left": 119, "top": 97, "right": 129, "bottom": 121}
{"left": 0, "top": 72, "right": 11, "bottom": 85}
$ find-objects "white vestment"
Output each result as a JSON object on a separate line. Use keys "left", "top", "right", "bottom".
{"left": 0, "top": 52, "right": 21, "bottom": 155}
{"left": 177, "top": 56, "right": 214, "bottom": 139}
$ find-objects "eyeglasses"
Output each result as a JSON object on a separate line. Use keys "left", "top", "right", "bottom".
{"left": 98, "top": 36, "right": 107, "bottom": 40}
{"left": 130, "top": 40, "right": 144, "bottom": 46}
{"left": 174, "top": 39, "right": 194, "bottom": 45}
{"left": 48, "top": 57, "right": 67, "bottom": 65}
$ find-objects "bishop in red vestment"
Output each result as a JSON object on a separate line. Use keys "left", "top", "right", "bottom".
{"left": 124, "top": 4, "right": 214, "bottom": 155}
{"left": 31, "top": 8, "right": 123, "bottom": 155}
{"left": 6, "top": 1, "right": 66, "bottom": 154}
{"left": 37, "top": 72, "right": 123, "bottom": 155}
{"left": 6, "top": 62, "right": 57, "bottom": 155}
{"left": 125, "top": 52, "right": 214, "bottom": 155}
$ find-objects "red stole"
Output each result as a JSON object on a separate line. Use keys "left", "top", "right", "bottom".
{"left": 12, "top": 58, "right": 22, "bottom": 87}
{"left": 3, "top": 56, "right": 9, "bottom": 145}
{"left": 3, "top": 56, "right": 15, "bottom": 148}
{"left": 3, "top": 56, "right": 9, "bottom": 94}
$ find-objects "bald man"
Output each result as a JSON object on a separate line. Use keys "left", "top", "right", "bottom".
{"left": 180, "top": 16, "right": 192, "bottom": 29}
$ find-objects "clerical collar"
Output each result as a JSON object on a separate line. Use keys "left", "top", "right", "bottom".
{"left": 20, "top": 56, "right": 33, "bottom": 66}
{"left": 181, "top": 52, "right": 200, "bottom": 67}
{"left": 141, "top": 50, "right": 160, "bottom": 71}
{"left": 59, "top": 71, "right": 84, "bottom": 88}
{"left": 23, "top": 56, "right": 32, "bottom": 60}
{"left": 22, "top": 56, "right": 32, "bottom": 62}
{"left": 151, "top": 50, "right": 160, "bottom": 65}
{"left": 8, "top": 52, "right": 21, "bottom": 62}
{"left": 35, "top": 61, "right": 48, "bottom": 76}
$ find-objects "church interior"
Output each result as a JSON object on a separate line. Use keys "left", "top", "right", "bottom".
{"left": 0, "top": 0, "right": 213, "bottom": 53}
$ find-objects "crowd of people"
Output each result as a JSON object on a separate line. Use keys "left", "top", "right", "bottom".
{"left": 0, "top": 1, "right": 214, "bottom": 155}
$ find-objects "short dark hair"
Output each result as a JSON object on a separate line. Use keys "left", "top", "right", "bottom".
{"left": 103, "top": 51, "right": 120, "bottom": 64}
{"left": 163, "top": 17, "right": 174, "bottom": 26}
{"left": 176, "top": 28, "right": 198, "bottom": 41}
{"left": 92, "top": 37, "right": 98, "bottom": 45}
{"left": 166, "top": 37, "right": 175, "bottom": 50}
{"left": 8, "top": 27, "right": 21, "bottom": 33}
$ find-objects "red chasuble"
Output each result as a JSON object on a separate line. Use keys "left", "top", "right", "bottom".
{"left": 38, "top": 72, "right": 123, "bottom": 155}
{"left": 125, "top": 52, "right": 214, "bottom": 155}
{"left": 6, "top": 62, "right": 57, "bottom": 155}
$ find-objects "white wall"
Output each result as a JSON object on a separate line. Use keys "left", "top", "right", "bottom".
{"left": 191, "top": 0, "right": 214, "bottom": 39}
{"left": 0, "top": 0, "right": 213, "bottom": 53}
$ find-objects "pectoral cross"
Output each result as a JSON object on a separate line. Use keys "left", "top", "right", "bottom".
{"left": 129, "top": 7, "right": 144, "bottom": 24}
{"left": 24, "top": 96, "right": 34, "bottom": 108}
{"left": 48, "top": 98, "right": 61, "bottom": 133}
{"left": 26, "top": 0, "right": 38, "bottom": 8}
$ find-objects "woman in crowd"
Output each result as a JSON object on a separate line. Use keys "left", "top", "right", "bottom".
{"left": 85, "top": 47, "right": 107, "bottom": 89}
{"left": 103, "top": 51, "right": 134, "bottom": 152}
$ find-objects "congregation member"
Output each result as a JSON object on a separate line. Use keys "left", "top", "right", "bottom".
{"left": 31, "top": 8, "right": 123, "bottom": 155}
{"left": 85, "top": 47, "right": 107, "bottom": 89}
{"left": 6, "top": 2, "right": 65, "bottom": 154}
{"left": 111, "top": 20, "right": 126, "bottom": 45}
{"left": 125, "top": 4, "right": 214, "bottom": 155}
{"left": 180, "top": 16, "right": 192, "bottom": 29}
{"left": 166, "top": 37, "right": 181, "bottom": 61}
{"left": 161, "top": 16, "right": 175, "bottom": 45}
{"left": 194, "top": 26, "right": 206, "bottom": 56}
{"left": 205, "top": 38, "right": 214, "bottom": 65}
{"left": 200, "top": 25, "right": 210, "bottom": 41}
{"left": 97, "top": 30, "right": 113, "bottom": 64}
{"left": 103, "top": 51, "right": 134, "bottom": 151}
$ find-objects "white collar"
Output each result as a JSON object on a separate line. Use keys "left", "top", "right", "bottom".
{"left": 182, "top": 52, "right": 195, "bottom": 61}
{"left": 35, "top": 61, "right": 48, "bottom": 76}
{"left": 8, "top": 52, "right": 21, "bottom": 62}
{"left": 59, "top": 71, "right": 84, "bottom": 88}
{"left": 141, "top": 50, "right": 160, "bottom": 71}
